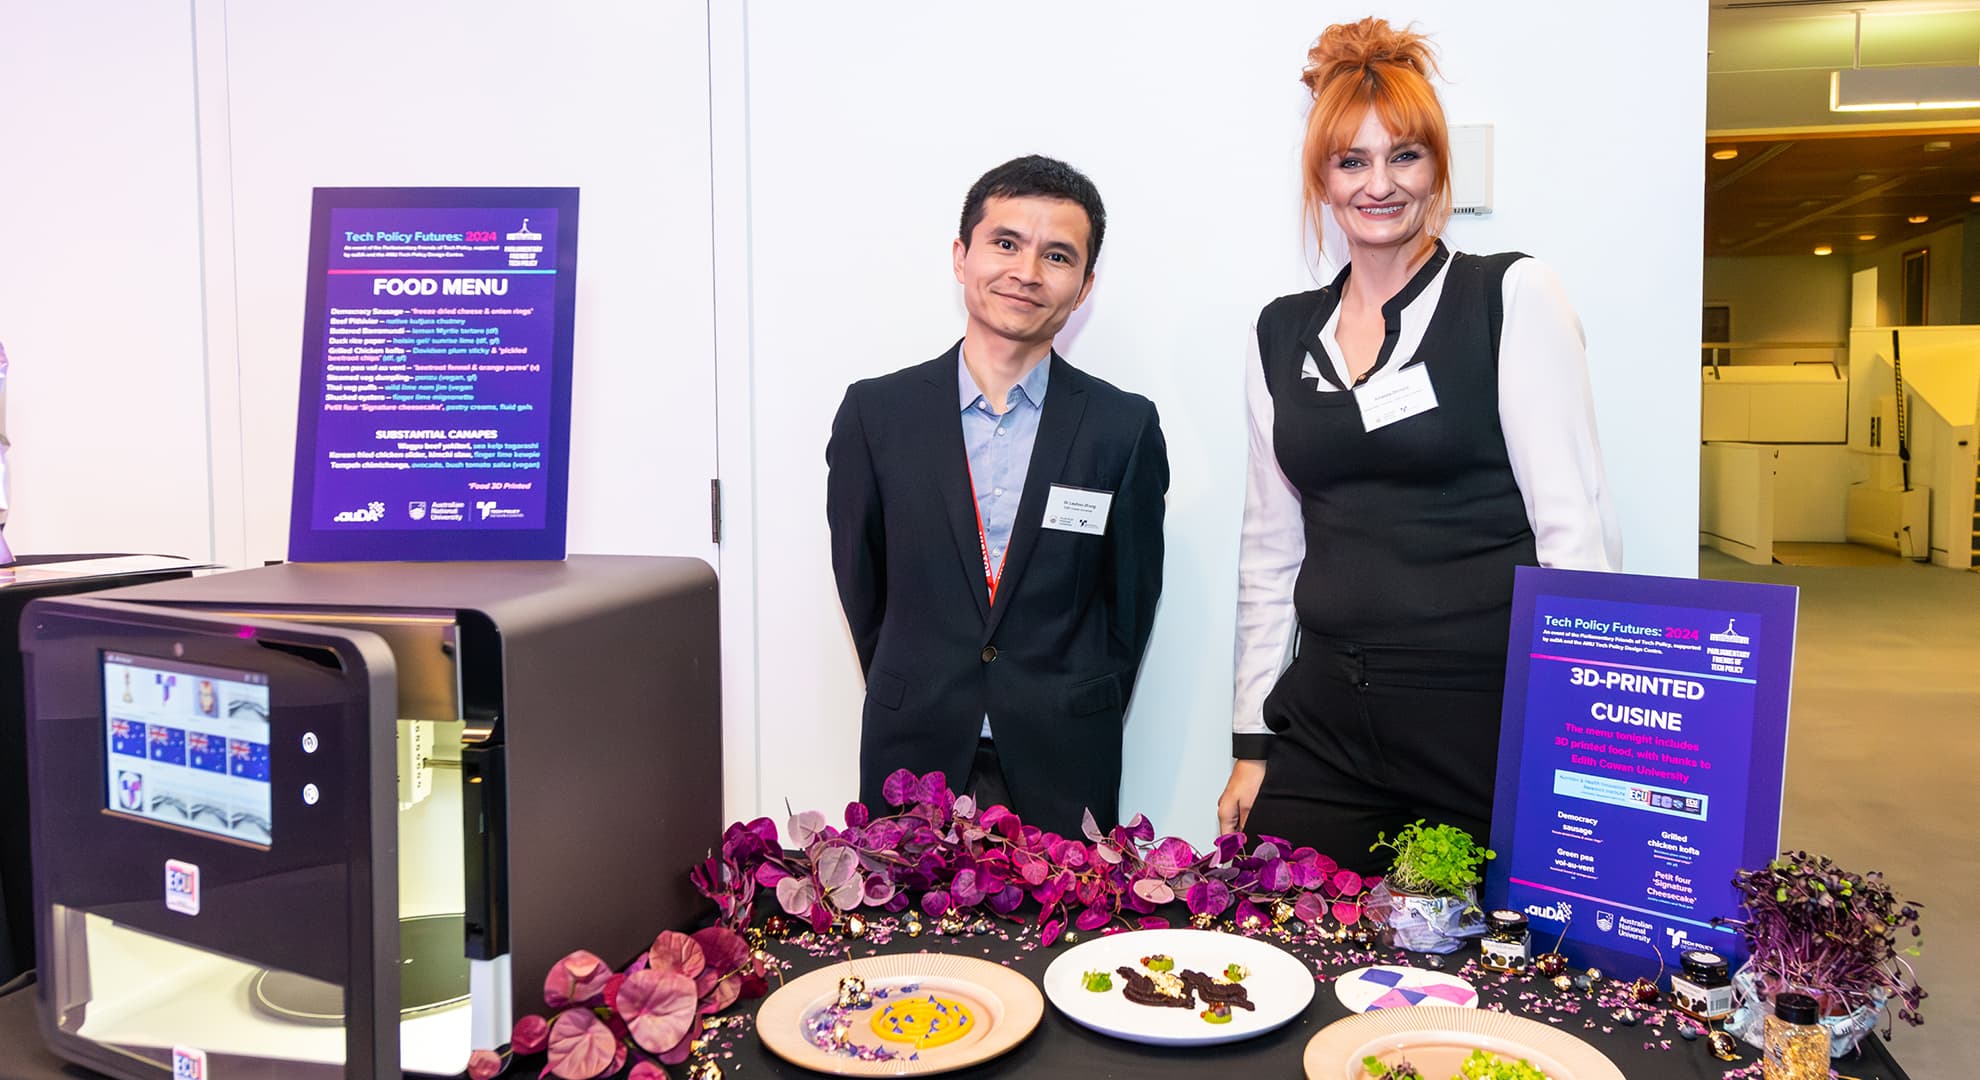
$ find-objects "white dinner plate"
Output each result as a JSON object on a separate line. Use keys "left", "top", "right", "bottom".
{"left": 1041, "top": 928, "right": 1315, "bottom": 1047}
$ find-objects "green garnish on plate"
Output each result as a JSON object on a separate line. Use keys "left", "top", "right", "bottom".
{"left": 1457, "top": 1049, "right": 1548, "bottom": 1080}
{"left": 1081, "top": 969, "right": 1112, "bottom": 992}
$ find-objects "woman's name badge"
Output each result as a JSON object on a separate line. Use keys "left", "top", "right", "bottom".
{"left": 1355, "top": 364, "right": 1438, "bottom": 431}
{"left": 1042, "top": 484, "right": 1112, "bottom": 535}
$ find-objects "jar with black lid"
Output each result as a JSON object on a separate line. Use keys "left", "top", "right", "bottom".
{"left": 1670, "top": 949, "right": 1734, "bottom": 1020}
{"left": 1479, "top": 909, "right": 1530, "bottom": 972}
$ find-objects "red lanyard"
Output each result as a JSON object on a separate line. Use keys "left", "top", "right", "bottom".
{"left": 965, "top": 460, "right": 1010, "bottom": 605}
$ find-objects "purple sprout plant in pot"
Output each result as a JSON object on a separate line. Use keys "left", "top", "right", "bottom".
{"left": 1717, "top": 852, "right": 1926, "bottom": 1057}
{"left": 1364, "top": 821, "right": 1493, "bottom": 954}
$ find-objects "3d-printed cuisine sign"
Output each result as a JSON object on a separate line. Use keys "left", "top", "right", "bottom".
{"left": 1487, "top": 568, "right": 1798, "bottom": 981}
{"left": 287, "top": 187, "right": 579, "bottom": 561}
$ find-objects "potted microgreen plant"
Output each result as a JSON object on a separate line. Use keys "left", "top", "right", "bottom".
{"left": 1364, "top": 820, "right": 1494, "bottom": 954}
{"left": 1718, "top": 852, "right": 1926, "bottom": 1057}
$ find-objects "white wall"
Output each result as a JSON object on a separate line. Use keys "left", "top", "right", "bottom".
{"left": 728, "top": 0, "right": 1707, "bottom": 840}
{"left": 215, "top": 0, "right": 721, "bottom": 567}
{"left": 0, "top": 5, "right": 211, "bottom": 559}
{"left": 1702, "top": 255, "right": 1850, "bottom": 366}
{"left": 1853, "top": 222, "right": 1963, "bottom": 328}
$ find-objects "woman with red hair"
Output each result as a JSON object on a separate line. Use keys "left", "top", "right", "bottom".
{"left": 1217, "top": 18, "right": 1621, "bottom": 872}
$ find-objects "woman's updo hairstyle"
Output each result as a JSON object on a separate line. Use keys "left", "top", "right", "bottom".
{"left": 1300, "top": 17, "right": 1453, "bottom": 254}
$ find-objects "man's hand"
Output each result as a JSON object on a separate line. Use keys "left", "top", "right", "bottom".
{"left": 1217, "top": 759, "right": 1267, "bottom": 835}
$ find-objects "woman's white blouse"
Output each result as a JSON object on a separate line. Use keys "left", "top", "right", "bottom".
{"left": 1231, "top": 254, "right": 1623, "bottom": 743}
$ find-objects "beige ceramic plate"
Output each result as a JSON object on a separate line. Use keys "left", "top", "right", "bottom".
{"left": 1303, "top": 1006, "right": 1627, "bottom": 1080}
{"left": 756, "top": 952, "right": 1043, "bottom": 1076}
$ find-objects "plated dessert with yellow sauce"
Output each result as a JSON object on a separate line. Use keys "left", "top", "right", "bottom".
{"left": 755, "top": 953, "right": 1042, "bottom": 1076}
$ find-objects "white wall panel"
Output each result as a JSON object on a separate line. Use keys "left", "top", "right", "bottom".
{"left": 0, "top": 4, "right": 210, "bottom": 559}
{"left": 217, "top": 0, "right": 719, "bottom": 566}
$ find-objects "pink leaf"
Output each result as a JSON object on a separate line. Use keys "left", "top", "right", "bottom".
{"left": 615, "top": 969, "right": 699, "bottom": 1055}
{"left": 1333, "top": 899, "right": 1364, "bottom": 924}
{"left": 788, "top": 809, "right": 828, "bottom": 848}
{"left": 1080, "top": 807, "right": 1105, "bottom": 842}
{"left": 844, "top": 801, "right": 870, "bottom": 828}
{"left": 916, "top": 770, "right": 951, "bottom": 806}
{"left": 1132, "top": 878, "right": 1176, "bottom": 905}
{"left": 1185, "top": 879, "right": 1232, "bottom": 917}
{"left": 1074, "top": 904, "right": 1114, "bottom": 931}
{"left": 692, "top": 926, "right": 750, "bottom": 1014}
{"left": 882, "top": 768, "right": 918, "bottom": 806}
{"left": 1138, "top": 916, "right": 1172, "bottom": 930}
{"left": 1124, "top": 813, "right": 1155, "bottom": 842}
{"left": 513, "top": 1014, "right": 551, "bottom": 1055}
{"left": 1332, "top": 868, "right": 1366, "bottom": 896}
{"left": 863, "top": 874, "right": 898, "bottom": 904}
{"left": 645, "top": 931, "right": 707, "bottom": 980}
{"left": 660, "top": 1015, "right": 703, "bottom": 1065}
{"left": 753, "top": 862, "right": 792, "bottom": 888}
{"left": 468, "top": 1049, "right": 505, "bottom": 1080}
{"left": 1145, "top": 837, "right": 1196, "bottom": 879}
{"left": 631, "top": 1063, "right": 669, "bottom": 1080}
{"left": 543, "top": 951, "right": 613, "bottom": 1009}
{"left": 544, "top": 1009, "right": 618, "bottom": 1080}
{"left": 690, "top": 926, "right": 749, "bottom": 985}
{"left": 1094, "top": 842, "right": 1124, "bottom": 865}
{"left": 1293, "top": 893, "right": 1326, "bottom": 924}
{"left": 1040, "top": 919, "right": 1064, "bottom": 947}
{"left": 776, "top": 875, "right": 818, "bottom": 915}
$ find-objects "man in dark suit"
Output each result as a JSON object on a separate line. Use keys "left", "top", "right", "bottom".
{"left": 826, "top": 156, "right": 1168, "bottom": 837}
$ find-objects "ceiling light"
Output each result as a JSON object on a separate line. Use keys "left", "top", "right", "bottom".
{"left": 1831, "top": 67, "right": 1980, "bottom": 112}
{"left": 1859, "top": 233, "right": 1877, "bottom": 241}
{"left": 1908, "top": 214, "right": 1930, "bottom": 224}
{"left": 1925, "top": 140, "right": 1954, "bottom": 152}
{"left": 1970, "top": 194, "right": 1980, "bottom": 202}
{"left": 1711, "top": 148, "right": 1739, "bottom": 160}
{"left": 1854, "top": 173, "right": 1879, "bottom": 182}
{"left": 1813, "top": 245, "right": 1834, "bottom": 256}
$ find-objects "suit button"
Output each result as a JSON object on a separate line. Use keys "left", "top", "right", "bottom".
{"left": 981, "top": 646, "right": 999, "bottom": 663}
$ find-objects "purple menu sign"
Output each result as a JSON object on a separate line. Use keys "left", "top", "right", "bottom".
{"left": 287, "top": 187, "right": 579, "bottom": 561}
{"left": 1485, "top": 567, "right": 1797, "bottom": 980}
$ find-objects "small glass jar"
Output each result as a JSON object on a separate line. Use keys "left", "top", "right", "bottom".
{"left": 1670, "top": 949, "right": 1735, "bottom": 1021}
{"left": 1479, "top": 909, "right": 1530, "bottom": 973}
{"left": 1763, "top": 992, "right": 1828, "bottom": 1079}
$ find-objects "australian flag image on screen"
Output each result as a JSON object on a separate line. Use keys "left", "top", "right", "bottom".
{"left": 148, "top": 725, "right": 187, "bottom": 766}
{"left": 187, "top": 731, "right": 229, "bottom": 774}
{"left": 110, "top": 718, "right": 148, "bottom": 758}
{"left": 229, "top": 739, "right": 270, "bottom": 782}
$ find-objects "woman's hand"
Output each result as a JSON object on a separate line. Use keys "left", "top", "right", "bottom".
{"left": 1217, "top": 759, "right": 1267, "bottom": 834}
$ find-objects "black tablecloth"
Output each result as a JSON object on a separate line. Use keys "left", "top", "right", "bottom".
{"left": 0, "top": 914, "right": 1915, "bottom": 1080}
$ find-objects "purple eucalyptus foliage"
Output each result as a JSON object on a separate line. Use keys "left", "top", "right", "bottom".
{"left": 693, "top": 768, "right": 1379, "bottom": 942}
{"left": 471, "top": 926, "right": 770, "bottom": 1079}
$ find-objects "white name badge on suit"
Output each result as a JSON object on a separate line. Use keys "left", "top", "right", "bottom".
{"left": 1042, "top": 484, "right": 1112, "bottom": 535}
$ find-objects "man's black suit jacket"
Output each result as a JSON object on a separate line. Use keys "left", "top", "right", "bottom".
{"left": 826, "top": 347, "right": 1167, "bottom": 837}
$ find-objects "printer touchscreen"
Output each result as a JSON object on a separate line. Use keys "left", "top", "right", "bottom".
{"left": 103, "top": 651, "right": 273, "bottom": 846}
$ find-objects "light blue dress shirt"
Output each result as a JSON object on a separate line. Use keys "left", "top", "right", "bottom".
{"left": 958, "top": 349, "right": 1049, "bottom": 739}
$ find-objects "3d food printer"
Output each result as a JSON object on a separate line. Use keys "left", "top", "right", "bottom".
{"left": 21, "top": 556, "right": 720, "bottom": 1078}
